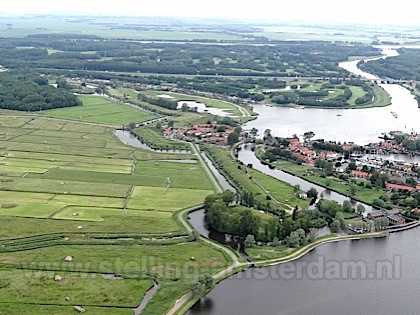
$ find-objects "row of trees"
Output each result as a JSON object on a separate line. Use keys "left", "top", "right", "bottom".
{"left": 137, "top": 93, "right": 178, "bottom": 110}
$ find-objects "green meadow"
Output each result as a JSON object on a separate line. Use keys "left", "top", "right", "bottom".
{"left": 0, "top": 110, "right": 220, "bottom": 314}
{"left": 43, "top": 95, "right": 157, "bottom": 125}
{"left": 136, "top": 89, "right": 243, "bottom": 117}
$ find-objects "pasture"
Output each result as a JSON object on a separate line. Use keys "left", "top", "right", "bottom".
{"left": 0, "top": 269, "right": 154, "bottom": 308}
{"left": 0, "top": 109, "right": 220, "bottom": 314}
{"left": 43, "top": 95, "right": 157, "bottom": 125}
{"left": 0, "top": 242, "right": 230, "bottom": 314}
{"left": 0, "top": 113, "right": 215, "bottom": 226}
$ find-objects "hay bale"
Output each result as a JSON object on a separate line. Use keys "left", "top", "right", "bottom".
{"left": 74, "top": 306, "right": 85, "bottom": 313}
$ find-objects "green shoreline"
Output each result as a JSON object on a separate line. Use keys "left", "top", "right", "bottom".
{"left": 173, "top": 221, "right": 389, "bottom": 315}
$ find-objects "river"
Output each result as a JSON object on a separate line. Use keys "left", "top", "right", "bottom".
{"left": 243, "top": 49, "right": 420, "bottom": 146}
{"left": 187, "top": 47, "right": 420, "bottom": 315}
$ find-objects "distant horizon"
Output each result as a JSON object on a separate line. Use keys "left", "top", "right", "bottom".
{"left": 0, "top": 0, "right": 418, "bottom": 27}
{"left": 0, "top": 13, "right": 417, "bottom": 30}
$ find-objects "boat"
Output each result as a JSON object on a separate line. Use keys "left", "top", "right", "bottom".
{"left": 391, "top": 111, "right": 398, "bottom": 118}
{"left": 336, "top": 114, "right": 342, "bottom": 116}
{"left": 294, "top": 105, "right": 305, "bottom": 109}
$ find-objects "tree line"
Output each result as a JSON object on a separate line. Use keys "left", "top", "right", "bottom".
{"left": 0, "top": 37, "right": 380, "bottom": 78}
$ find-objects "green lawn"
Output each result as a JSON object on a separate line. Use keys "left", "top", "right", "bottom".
{"left": 0, "top": 177, "right": 131, "bottom": 197}
{"left": 0, "top": 304, "right": 131, "bottom": 315}
{"left": 249, "top": 168, "right": 310, "bottom": 209}
{"left": 134, "top": 160, "right": 213, "bottom": 190}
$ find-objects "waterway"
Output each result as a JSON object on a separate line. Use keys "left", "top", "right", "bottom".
{"left": 243, "top": 49, "right": 420, "bottom": 145}
{"left": 237, "top": 144, "right": 372, "bottom": 212}
{"left": 187, "top": 47, "right": 420, "bottom": 315}
{"left": 113, "top": 129, "right": 189, "bottom": 153}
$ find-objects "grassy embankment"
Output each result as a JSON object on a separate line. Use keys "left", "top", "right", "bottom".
{"left": 202, "top": 144, "right": 309, "bottom": 212}
{"left": 246, "top": 231, "right": 389, "bottom": 265}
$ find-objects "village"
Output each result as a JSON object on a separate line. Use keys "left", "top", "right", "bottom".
{"left": 163, "top": 122, "right": 239, "bottom": 146}
{"left": 259, "top": 129, "right": 420, "bottom": 231}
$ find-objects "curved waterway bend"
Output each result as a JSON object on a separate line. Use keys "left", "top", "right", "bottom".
{"left": 187, "top": 47, "right": 420, "bottom": 314}
{"left": 243, "top": 48, "right": 420, "bottom": 145}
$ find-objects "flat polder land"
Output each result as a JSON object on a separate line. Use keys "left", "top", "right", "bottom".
{"left": 0, "top": 97, "right": 229, "bottom": 314}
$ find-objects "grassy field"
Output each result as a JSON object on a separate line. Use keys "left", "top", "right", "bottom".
{"left": 0, "top": 111, "right": 223, "bottom": 313}
{"left": 140, "top": 89, "right": 244, "bottom": 117}
{"left": 131, "top": 127, "right": 190, "bottom": 151}
{"left": 0, "top": 242, "right": 231, "bottom": 314}
{"left": 248, "top": 168, "right": 310, "bottom": 209}
{"left": 127, "top": 187, "right": 213, "bottom": 212}
{"left": 0, "top": 269, "right": 154, "bottom": 307}
{"left": 43, "top": 95, "right": 157, "bottom": 125}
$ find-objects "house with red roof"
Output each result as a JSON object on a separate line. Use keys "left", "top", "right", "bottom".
{"left": 385, "top": 182, "right": 418, "bottom": 192}
{"left": 351, "top": 170, "right": 371, "bottom": 180}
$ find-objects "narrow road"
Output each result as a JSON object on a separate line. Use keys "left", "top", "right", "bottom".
{"left": 190, "top": 142, "right": 223, "bottom": 193}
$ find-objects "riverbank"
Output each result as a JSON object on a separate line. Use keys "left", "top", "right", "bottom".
{"left": 177, "top": 205, "right": 391, "bottom": 314}
{"left": 251, "top": 231, "right": 389, "bottom": 267}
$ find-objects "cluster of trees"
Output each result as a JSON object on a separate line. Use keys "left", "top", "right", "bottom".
{"left": 204, "top": 192, "right": 327, "bottom": 243}
{"left": 390, "top": 190, "right": 420, "bottom": 211}
{"left": 347, "top": 216, "right": 388, "bottom": 232}
{"left": 189, "top": 274, "right": 213, "bottom": 297}
{"left": 261, "top": 147, "right": 304, "bottom": 164}
{"left": 137, "top": 93, "right": 178, "bottom": 110}
{"left": 0, "top": 72, "right": 81, "bottom": 111}
{"left": 401, "top": 139, "right": 420, "bottom": 152}
{"left": 269, "top": 78, "right": 374, "bottom": 108}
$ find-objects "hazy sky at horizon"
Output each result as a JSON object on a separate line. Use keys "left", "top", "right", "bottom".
{"left": 0, "top": 0, "right": 418, "bottom": 26}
